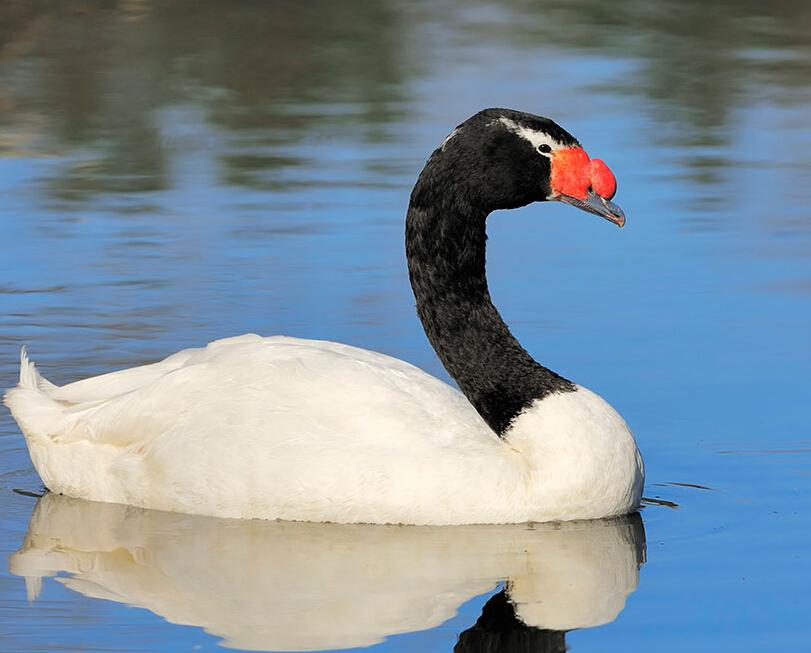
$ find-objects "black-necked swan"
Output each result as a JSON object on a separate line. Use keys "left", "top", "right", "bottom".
{"left": 4, "top": 108, "right": 644, "bottom": 525}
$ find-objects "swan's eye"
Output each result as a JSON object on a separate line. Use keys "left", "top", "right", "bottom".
{"left": 537, "top": 144, "right": 552, "bottom": 154}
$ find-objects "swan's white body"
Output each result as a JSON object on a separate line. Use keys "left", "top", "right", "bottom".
{"left": 4, "top": 334, "right": 643, "bottom": 524}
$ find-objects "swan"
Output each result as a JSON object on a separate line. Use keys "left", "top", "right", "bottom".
{"left": 4, "top": 108, "right": 644, "bottom": 524}
{"left": 10, "top": 494, "right": 645, "bottom": 651}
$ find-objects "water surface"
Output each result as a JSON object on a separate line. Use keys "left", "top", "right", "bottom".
{"left": 1, "top": 1, "right": 810, "bottom": 651}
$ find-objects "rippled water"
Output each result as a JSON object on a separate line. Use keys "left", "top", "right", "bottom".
{"left": 1, "top": 2, "right": 810, "bottom": 651}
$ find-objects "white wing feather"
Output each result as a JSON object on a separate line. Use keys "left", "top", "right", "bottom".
{"left": 5, "top": 335, "right": 518, "bottom": 524}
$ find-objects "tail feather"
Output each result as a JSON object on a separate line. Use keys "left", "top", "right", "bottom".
{"left": 5, "top": 347, "right": 64, "bottom": 439}
{"left": 18, "top": 347, "right": 57, "bottom": 392}
{"left": 19, "top": 346, "right": 38, "bottom": 389}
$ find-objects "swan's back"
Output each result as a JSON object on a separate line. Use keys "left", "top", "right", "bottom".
{"left": 5, "top": 335, "right": 516, "bottom": 524}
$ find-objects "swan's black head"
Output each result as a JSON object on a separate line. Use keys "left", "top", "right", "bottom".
{"left": 414, "top": 108, "right": 625, "bottom": 226}
{"left": 406, "top": 109, "right": 626, "bottom": 433}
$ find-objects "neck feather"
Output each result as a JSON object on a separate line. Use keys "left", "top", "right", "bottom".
{"left": 406, "top": 188, "right": 574, "bottom": 436}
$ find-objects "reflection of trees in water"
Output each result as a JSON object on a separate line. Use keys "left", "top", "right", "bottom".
{"left": 1, "top": 0, "right": 810, "bottom": 198}
{"left": 459, "top": 0, "right": 811, "bottom": 146}
{"left": 0, "top": 0, "right": 409, "bottom": 198}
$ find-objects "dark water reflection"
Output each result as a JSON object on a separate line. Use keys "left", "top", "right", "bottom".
{"left": 1, "top": 0, "right": 410, "bottom": 199}
{"left": 3, "top": 1, "right": 811, "bottom": 195}
{"left": 1, "top": 1, "right": 810, "bottom": 651}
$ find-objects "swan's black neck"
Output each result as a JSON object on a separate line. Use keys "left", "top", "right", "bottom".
{"left": 406, "top": 166, "right": 575, "bottom": 436}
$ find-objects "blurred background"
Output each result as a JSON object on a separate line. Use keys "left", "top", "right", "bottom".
{"left": 0, "top": 1, "right": 809, "bottom": 651}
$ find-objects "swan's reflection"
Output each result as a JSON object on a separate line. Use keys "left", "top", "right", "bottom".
{"left": 10, "top": 494, "right": 645, "bottom": 651}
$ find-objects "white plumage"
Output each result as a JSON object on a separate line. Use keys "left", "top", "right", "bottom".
{"left": 5, "top": 334, "right": 643, "bottom": 524}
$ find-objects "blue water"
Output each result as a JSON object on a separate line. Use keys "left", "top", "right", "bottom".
{"left": 1, "top": 2, "right": 810, "bottom": 651}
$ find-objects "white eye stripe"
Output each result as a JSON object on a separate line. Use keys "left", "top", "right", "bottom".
{"left": 497, "top": 117, "right": 564, "bottom": 157}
